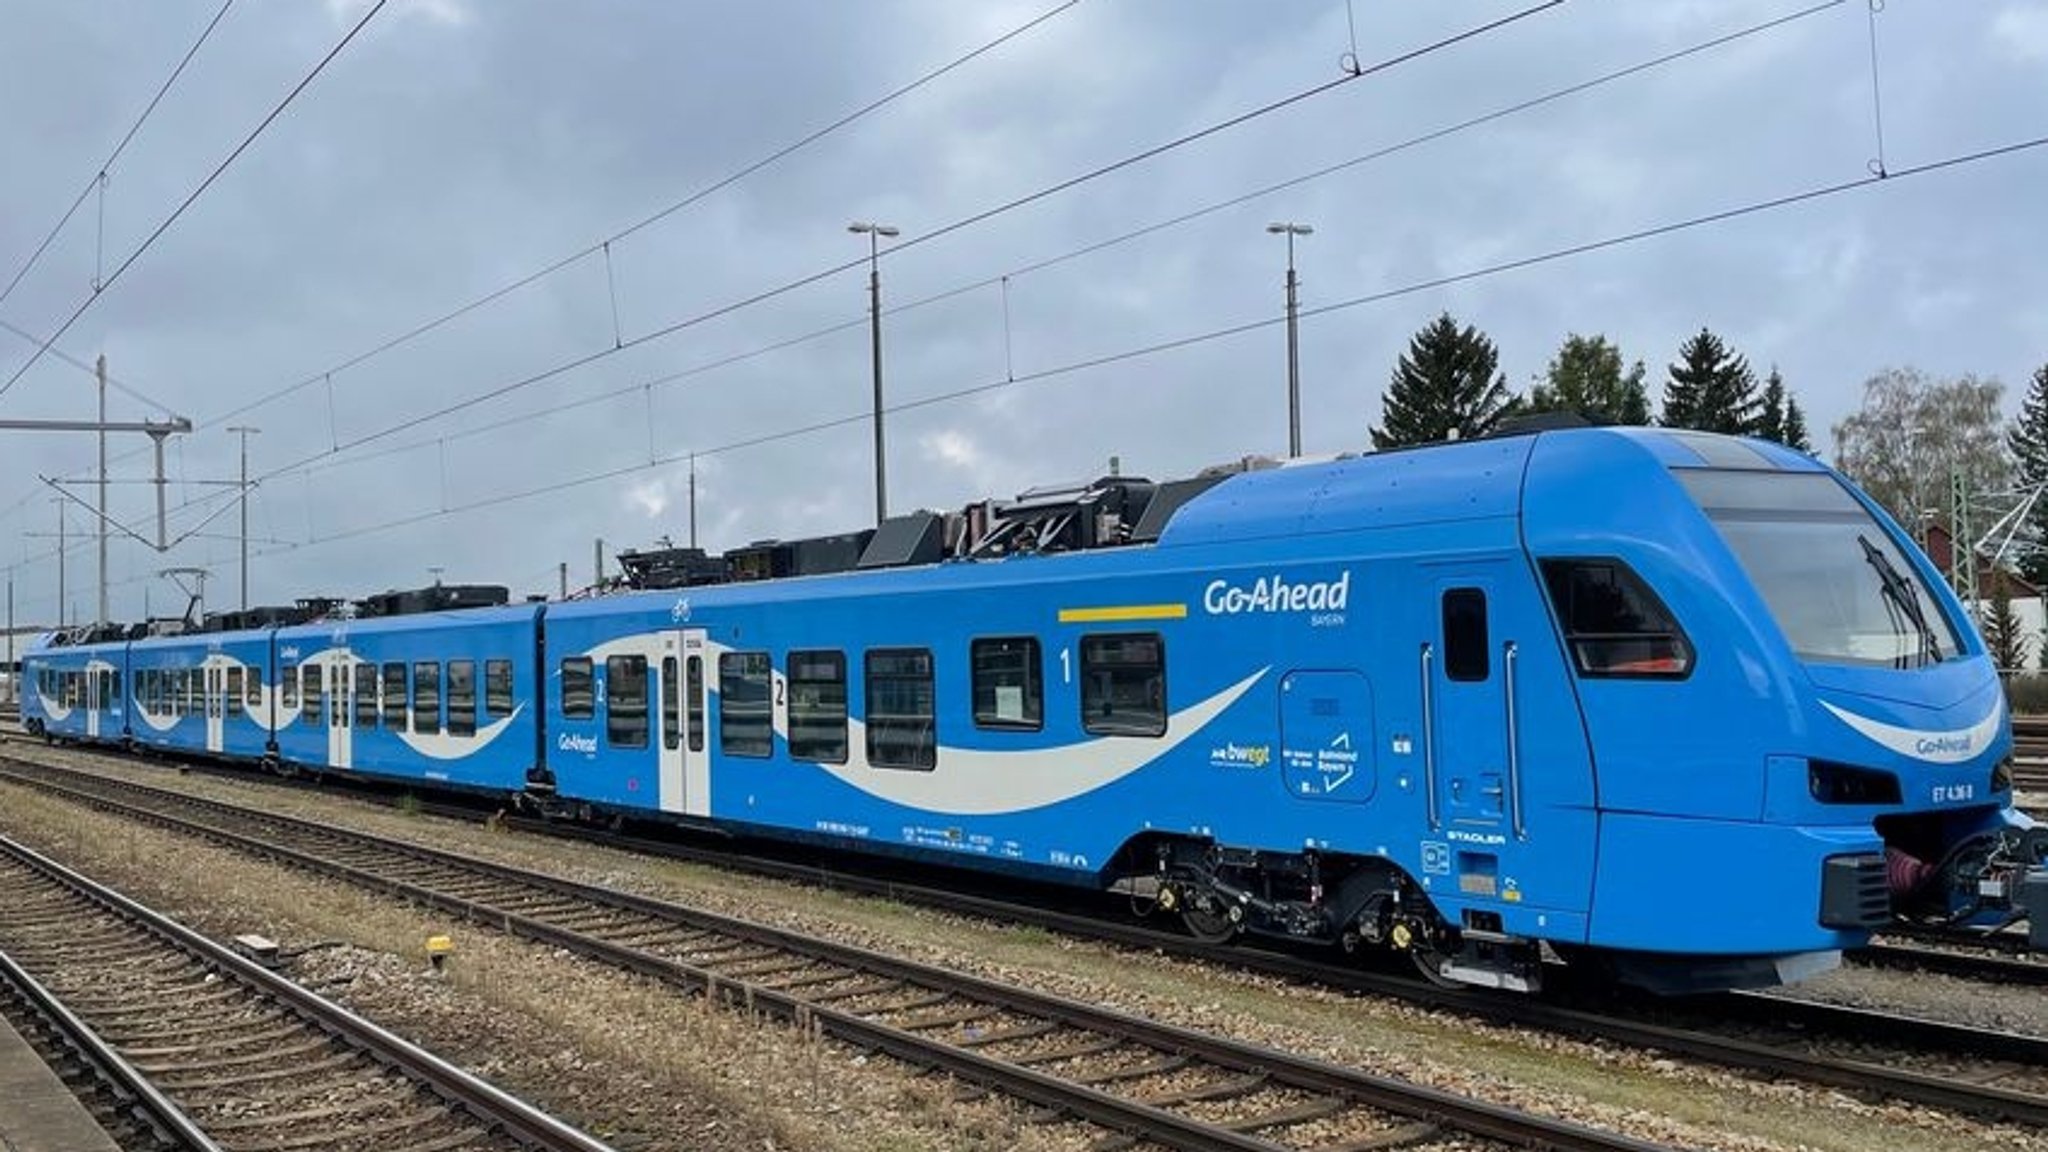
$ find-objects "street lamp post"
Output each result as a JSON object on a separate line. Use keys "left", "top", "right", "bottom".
{"left": 848, "top": 221, "right": 899, "bottom": 525}
{"left": 1266, "top": 222, "right": 1313, "bottom": 458}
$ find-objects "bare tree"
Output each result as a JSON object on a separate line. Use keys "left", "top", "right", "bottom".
{"left": 1831, "top": 367, "right": 2010, "bottom": 529}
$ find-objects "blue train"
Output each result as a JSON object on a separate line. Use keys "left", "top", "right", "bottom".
{"left": 21, "top": 425, "right": 2047, "bottom": 992}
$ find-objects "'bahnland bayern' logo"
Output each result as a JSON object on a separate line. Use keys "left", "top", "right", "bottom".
{"left": 1203, "top": 571, "right": 1351, "bottom": 615}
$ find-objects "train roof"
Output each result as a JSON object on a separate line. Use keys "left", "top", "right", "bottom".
{"left": 273, "top": 601, "right": 543, "bottom": 638}
{"left": 24, "top": 427, "right": 1829, "bottom": 647}
{"left": 1600, "top": 426, "right": 1825, "bottom": 473}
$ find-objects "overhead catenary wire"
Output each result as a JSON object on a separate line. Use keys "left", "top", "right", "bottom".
{"left": 200, "top": 0, "right": 1088, "bottom": 428}
{"left": 27, "top": 0, "right": 1844, "bottom": 549}
{"left": 0, "top": 0, "right": 236, "bottom": 311}
{"left": 193, "top": 129, "right": 2048, "bottom": 564}
{"left": 8, "top": 1, "right": 1560, "bottom": 541}
{"left": 0, "top": 316, "right": 177, "bottom": 418}
{"left": 0, "top": 0, "right": 388, "bottom": 401}
{"left": 242, "top": 2, "right": 1567, "bottom": 488}
{"left": 0, "top": 0, "right": 1092, "bottom": 523}
{"left": 0, "top": 0, "right": 1861, "bottom": 581}
{"left": 240, "top": 0, "right": 1842, "bottom": 491}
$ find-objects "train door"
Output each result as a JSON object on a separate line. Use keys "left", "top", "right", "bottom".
{"left": 203, "top": 662, "right": 226, "bottom": 753}
{"left": 84, "top": 665, "right": 101, "bottom": 740}
{"left": 326, "top": 656, "right": 354, "bottom": 769}
{"left": 1423, "top": 567, "right": 1530, "bottom": 876}
{"left": 656, "top": 628, "right": 711, "bottom": 818}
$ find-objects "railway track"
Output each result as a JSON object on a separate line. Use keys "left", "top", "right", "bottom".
{"left": 1856, "top": 939, "right": 2048, "bottom": 986}
{"left": 0, "top": 754, "right": 1691, "bottom": 1152}
{"left": 6, "top": 756, "right": 2048, "bottom": 1137}
{"left": 2012, "top": 714, "right": 2048, "bottom": 790}
{"left": 0, "top": 830, "right": 615, "bottom": 1152}
{"left": 0, "top": 947, "right": 206, "bottom": 1151}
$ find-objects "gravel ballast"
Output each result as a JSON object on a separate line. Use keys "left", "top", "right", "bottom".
{"left": 1, "top": 746, "right": 2042, "bottom": 1151}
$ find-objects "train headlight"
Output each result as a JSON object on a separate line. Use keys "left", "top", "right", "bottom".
{"left": 1807, "top": 760, "right": 1901, "bottom": 805}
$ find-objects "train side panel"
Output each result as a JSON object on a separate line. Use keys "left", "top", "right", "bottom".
{"left": 271, "top": 607, "right": 540, "bottom": 793}
{"left": 540, "top": 438, "right": 1603, "bottom": 951}
{"left": 129, "top": 631, "right": 276, "bottom": 761}
{"left": 22, "top": 639, "right": 126, "bottom": 744}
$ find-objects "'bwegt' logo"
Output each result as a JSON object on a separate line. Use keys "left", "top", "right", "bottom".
{"left": 1209, "top": 742, "right": 1271, "bottom": 768}
{"left": 1203, "top": 571, "right": 1351, "bottom": 615}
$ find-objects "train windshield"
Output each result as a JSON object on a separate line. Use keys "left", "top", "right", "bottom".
{"left": 1678, "top": 469, "right": 1964, "bottom": 669}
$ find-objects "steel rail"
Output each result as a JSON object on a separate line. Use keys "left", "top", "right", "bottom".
{"left": 12, "top": 746, "right": 2048, "bottom": 1124}
{"left": 11, "top": 751, "right": 2048, "bottom": 1125}
{"left": 0, "top": 947, "right": 220, "bottom": 1152}
{"left": 1854, "top": 940, "right": 2048, "bottom": 987}
{"left": 0, "top": 828, "right": 618, "bottom": 1152}
{"left": 0, "top": 755, "right": 1682, "bottom": 1152}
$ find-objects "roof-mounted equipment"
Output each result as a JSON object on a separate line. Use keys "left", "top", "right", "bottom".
{"left": 969, "top": 476, "right": 1157, "bottom": 558}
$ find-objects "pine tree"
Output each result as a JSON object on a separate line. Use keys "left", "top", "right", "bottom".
{"left": 1751, "top": 367, "right": 1812, "bottom": 451}
{"left": 1781, "top": 396, "right": 1811, "bottom": 453}
{"left": 2008, "top": 362, "right": 2048, "bottom": 587}
{"left": 1370, "top": 312, "right": 1517, "bottom": 449}
{"left": 1983, "top": 574, "right": 2031, "bottom": 672}
{"left": 1755, "top": 368, "right": 1788, "bottom": 441}
{"left": 1661, "top": 327, "right": 1758, "bottom": 434}
{"left": 1527, "top": 333, "right": 1650, "bottom": 425}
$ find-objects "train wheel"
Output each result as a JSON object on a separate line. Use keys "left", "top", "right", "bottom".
{"left": 1178, "top": 889, "right": 1241, "bottom": 943}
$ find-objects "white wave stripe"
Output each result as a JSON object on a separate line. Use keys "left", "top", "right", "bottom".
{"left": 394, "top": 707, "right": 525, "bottom": 760}
{"left": 37, "top": 658, "right": 121, "bottom": 725}
{"left": 579, "top": 631, "right": 1263, "bottom": 814}
{"left": 37, "top": 682, "right": 72, "bottom": 723}
{"left": 1820, "top": 696, "right": 2005, "bottom": 764}
{"left": 809, "top": 668, "right": 1267, "bottom": 815}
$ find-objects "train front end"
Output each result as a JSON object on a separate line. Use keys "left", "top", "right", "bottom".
{"left": 1525, "top": 428, "right": 2039, "bottom": 990}
{"left": 1674, "top": 461, "right": 2044, "bottom": 948}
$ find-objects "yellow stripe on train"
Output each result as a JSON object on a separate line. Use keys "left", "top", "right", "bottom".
{"left": 1056, "top": 603, "right": 1188, "bottom": 623}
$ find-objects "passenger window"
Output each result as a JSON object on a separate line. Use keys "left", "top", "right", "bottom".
{"left": 686, "top": 655, "right": 705, "bottom": 753}
{"left": 246, "top": 667, "right": 263, "bottom": 709}
{"left": 1080, "top": 633, "right": 1166, "bottom": 736}
{"left": 413, "top": 662, "right": 442, "bottom": 733}
{"left": 787, "top": 650, "right": 848, "bottom": 763}
{"left": 866, "top": 648, "right": 935, "bottom": 770}
{"left": 661, "top": 656, "right": 680, "bottom": 751}
{"left": 1442, "top": 589, "right": 1490, "bottom": 682}
{"left": 355, "top": 664, "right": 379, "bottom": 728}
{"left": 1541, "top": 558, "right": 1694, "bottom": 678}
{"left": 447, "top": 660, "right": 477, "bottom": 737}
{"left": 301, "top": 664, "right": 323, "bottom": 725}
{"left": 561, "top": 657, "right": 594, "bottom": 719}
{"left": 226, "top": 668, "right": 244, "bottom": 716}
{"left": 718, "top": 652, "right": 772, "bottom": 757}
{"left": 972, "top": 637, "right": 1042, "bottom": 730}
{"left": 381, "top": 663, "right": 409, "bottom": 728}
{"left": 605, "top": 656, "right": 648, "bottom": 748}
{"left": 485, "top": 659, "right": 515, "bottom": 718}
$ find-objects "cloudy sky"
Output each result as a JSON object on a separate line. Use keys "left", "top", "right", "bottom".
{"left": 1, "top": 0, "right": 2043, "bottom": 628}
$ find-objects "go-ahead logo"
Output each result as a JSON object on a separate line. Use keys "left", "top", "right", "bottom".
{"left": 1203, "top": 571, "right": 1351, "bottom": 615}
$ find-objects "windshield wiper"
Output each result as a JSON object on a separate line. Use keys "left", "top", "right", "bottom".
{"left": 1858, "top": 534, "right": 1943, "bottom": 667}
